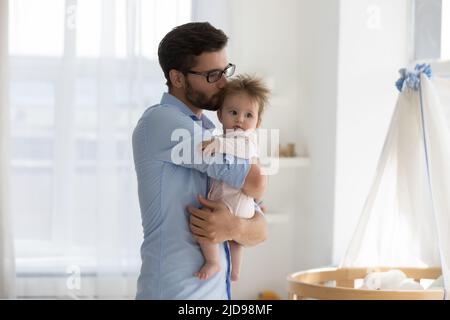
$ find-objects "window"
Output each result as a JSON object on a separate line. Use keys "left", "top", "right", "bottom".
{"left": 9, "top": 0, "right": 191, "bottom": 295}
{"left": 414, "top": 0, "right": 450, "bottom": 60}
{"left": 441, "top": 0, "right": 450, "bottom": 59}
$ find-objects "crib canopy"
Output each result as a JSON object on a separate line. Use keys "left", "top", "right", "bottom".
{"left": 341, "top": 61, "right": 450, "bottom": 299}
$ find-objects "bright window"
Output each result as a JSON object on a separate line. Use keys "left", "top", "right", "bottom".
{"left": 441, "top": 0, "right": 450, "bottom": 59}
{"left": 8, "top": 0, "right": 191, "bottom": 288}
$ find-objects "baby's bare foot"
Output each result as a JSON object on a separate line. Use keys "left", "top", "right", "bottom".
{"left": 231, "top": 272, "right": 239, "bottom": 282}
{"left": 194, "top": 262, "right": 221, "bottom": 280}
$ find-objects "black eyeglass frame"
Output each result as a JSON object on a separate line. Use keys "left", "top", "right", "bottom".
{"left": 186, "top": 63, "right": 236, "bottom": 83}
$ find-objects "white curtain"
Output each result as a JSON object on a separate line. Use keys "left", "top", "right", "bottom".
{"left": 9, "top": 0, "right": 191, "bottom": 298}
{"left": 0, "top": 0, "right": 16, "bottom": 299}
{"left": 341, "top": 61, "right": 450, "bottom": 298}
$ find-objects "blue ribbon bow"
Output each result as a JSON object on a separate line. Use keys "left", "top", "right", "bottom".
{"left": 395, "top": 63, "right": 432, "bottom": 92}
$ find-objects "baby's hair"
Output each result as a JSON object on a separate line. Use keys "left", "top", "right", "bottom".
{"left": 219, "top": 74, "right": 270, "bottom": 118}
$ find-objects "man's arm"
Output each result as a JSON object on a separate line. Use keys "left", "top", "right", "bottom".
{"left": 229, "top": 210, "right": 268, "bottom": 246}
{"left": 188, "top": 195, "right": 268, "bottom": 246}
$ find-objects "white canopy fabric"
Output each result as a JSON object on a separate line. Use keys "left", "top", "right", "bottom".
{"left": 341, "top": 62, "right": 450, "bottom": 299}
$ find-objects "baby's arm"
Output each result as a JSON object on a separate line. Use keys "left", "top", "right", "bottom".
{"left": 202, "top": 132, "right": 258, "bottom": 160}
{"left": 201, "top": 132, "right": 265, "bottom": 199}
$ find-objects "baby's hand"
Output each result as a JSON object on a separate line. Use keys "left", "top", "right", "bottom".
{"left": 201, "top": 139, "right": 215, "bottom": 151}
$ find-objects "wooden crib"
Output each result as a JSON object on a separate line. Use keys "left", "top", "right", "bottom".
{"left": 287, "top": 267, "right": 444, "bottom": 300}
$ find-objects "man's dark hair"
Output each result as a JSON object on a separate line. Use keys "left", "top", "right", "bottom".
{"left": 158, "top": 22, "right": 228, "bottom": 88}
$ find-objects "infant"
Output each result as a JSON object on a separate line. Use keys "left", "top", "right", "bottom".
{"left": 195, "top": 74, "right": 270, "bottom": 281}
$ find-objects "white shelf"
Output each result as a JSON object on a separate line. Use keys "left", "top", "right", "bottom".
{"left": 260, "top": 157, "right": 310, "bottom": 168}
{"left": 264, "top": 212, "right": 290, "bottom": 224}
{"left": 279, "top": 157, "right": 310, "bottom": 168}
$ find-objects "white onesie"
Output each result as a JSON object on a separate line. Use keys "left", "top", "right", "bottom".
{"left": 202, "top": 130, "right": 258, "bottom": 219}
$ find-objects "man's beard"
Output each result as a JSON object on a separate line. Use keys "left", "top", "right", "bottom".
{"left": 185, "top": 81, "right": 222, "bottom": 111}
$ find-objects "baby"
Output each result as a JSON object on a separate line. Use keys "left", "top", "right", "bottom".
{"left": 195, "top": 74, "right": 270, "bottom": 281}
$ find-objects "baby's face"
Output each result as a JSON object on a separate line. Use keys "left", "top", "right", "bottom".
{"left": 218, "top": 93, "right": 260, "bottom": 131}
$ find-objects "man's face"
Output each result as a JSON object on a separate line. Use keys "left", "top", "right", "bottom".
{"left": 184, "top": 49, "right": 228, "bottom": 111}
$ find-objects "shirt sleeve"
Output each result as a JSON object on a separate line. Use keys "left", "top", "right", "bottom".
{"left": 143, "top": 106, "right": 251, "bottom": 189}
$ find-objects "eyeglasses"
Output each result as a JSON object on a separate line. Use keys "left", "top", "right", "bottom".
{"left": 186, "top": 63, "right": 236, "bottom": 83}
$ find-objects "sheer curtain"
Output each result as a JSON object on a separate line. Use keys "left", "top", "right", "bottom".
{"left": 341, "top": 62, "right": 450, "bottom": 297}
{"left": 1, "top": 0, "right": 16, "bottom": 299}
{"left": 9, "top": 0, "right": 191, "bottom": 298}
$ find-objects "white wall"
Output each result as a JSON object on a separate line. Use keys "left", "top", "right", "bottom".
{"left": 194, "top": 0, "right": 413, "bottom": 299}
{"left": 228, "top": 0, "right": 308, "bottom": 299}
{"left": 228, "top": 0, "right": 341, "bottom": 271}
{"left": 296, "top": 0, "right": 340, "bottom": 271}
{"left": 227, "top": 0, "right": 340, "bottom": 299}
{"left": 333, "top": 0, "right": 412, "bottom": 264}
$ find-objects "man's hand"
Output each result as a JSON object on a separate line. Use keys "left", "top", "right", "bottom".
{"left": 187, "top": 195, "right": 238, "bottom": 244}
{"left": 201, "top": 139, "right": 215, "bottom": 151}
{"left": 187, "top": 195, "right": 268, "bottom": 246}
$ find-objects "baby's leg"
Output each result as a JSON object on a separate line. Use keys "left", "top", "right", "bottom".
{"left": 195, "top": 240, "right": 221, "bottom": 280}
{"left": 229, "top": 241, "right": 244, "bottom": 281}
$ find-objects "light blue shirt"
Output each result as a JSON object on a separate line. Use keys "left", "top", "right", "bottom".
{"left": 132, "top": 93, "right": 251, "bottom": 299}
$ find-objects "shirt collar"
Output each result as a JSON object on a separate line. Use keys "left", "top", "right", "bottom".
{"left": 161, "top": 93, "right": 215, "bottom": 130}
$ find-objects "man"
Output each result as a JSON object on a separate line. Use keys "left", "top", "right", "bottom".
{"left": 132, "top": 22, "right": 267, "bottom": 299}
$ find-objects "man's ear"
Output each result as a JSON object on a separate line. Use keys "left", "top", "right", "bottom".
{"left": 169, "top": 69, "right": 185, "bottom": 88}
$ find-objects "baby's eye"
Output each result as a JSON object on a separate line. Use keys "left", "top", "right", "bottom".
{"left": 246, "top": 113, "right": 253, "bottom": 118}
{"left": 229, "top": 110, "right": 238, "bottom": 116}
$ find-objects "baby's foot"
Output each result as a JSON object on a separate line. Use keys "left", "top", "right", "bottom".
{"left": 194, "top": 262, "right": 221, "bottom": 280}
{"left": 231, "top": 272, "right": 239, "bottom": 282}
